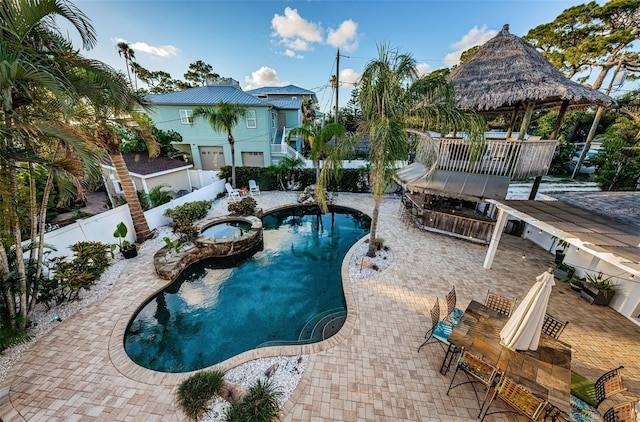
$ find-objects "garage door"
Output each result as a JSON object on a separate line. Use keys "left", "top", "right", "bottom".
{"left": 242, "top": 151, "right": 264, "bottom": 167}
{"left": 199, "top": 146, "right": 225, "bottom": 171}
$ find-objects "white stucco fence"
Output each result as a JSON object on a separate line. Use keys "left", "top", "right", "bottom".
{"left": 41, "top": 180, "right": 226, "bottom": 260}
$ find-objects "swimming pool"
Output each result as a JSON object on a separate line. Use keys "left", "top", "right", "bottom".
{"left": 124, "top": 206, "right": 370, "bottom": 373}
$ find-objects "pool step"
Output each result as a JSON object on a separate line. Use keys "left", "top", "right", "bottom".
{"left": 257, "top": 308, "right": 347, "bottom": 348}
{"left": 298, "top": 308, "right": 345, "bottom": 342}
{"left": 309, "top": 310, "right": 347, "bottom": 342}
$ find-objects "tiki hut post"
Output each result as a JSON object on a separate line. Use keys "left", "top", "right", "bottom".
{"left": 549, "top": 100, "right": 569, "bottom": 140}
{"left": 518, "top": 101, "right": 535, "bottom": 140}
{"left": 505, "top": 105, "right": 520, "bottom": 138}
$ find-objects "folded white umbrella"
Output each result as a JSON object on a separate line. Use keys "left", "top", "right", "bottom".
{"left": 500, "top": 268, "right": 555, "bottom": 351}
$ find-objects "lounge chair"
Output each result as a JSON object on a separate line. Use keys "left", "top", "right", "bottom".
{"left": 225, "top": 183, "right": 241, "bottom": 201}
{"left": 248, "top": 180, "right": 260, "bottom": 196}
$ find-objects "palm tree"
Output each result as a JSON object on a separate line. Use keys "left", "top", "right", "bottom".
{"left": 0, "top": 0, "right": 102, "bottom": 330}
{"left": 191, "top": 102, "right": 246, "bottom": 187}
{"left": 117, "top": 41, "right": 135, "bottom": 86}
{"left": 320, "top": 43, "right": 484, "bottom": 257}
{"left": 287, "top": 121, "right": 346, "bottom": 182}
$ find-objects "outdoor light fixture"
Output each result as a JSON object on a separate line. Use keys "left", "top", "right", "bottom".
{"left": 538, "top": 229, "right": 543, "bottom": 235}
{"left": 521, "top": 253, "right": 526, "bottom": 260}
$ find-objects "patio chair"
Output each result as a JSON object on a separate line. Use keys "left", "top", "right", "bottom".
{"left": 571, "top": 366, "right": 626, "bottom": 408}
{"left": 481, "top": 375, "right": 548, "bottom": 421}
{"left": 484, "top": 291, "right": 517, "bottom": 316}
{"left": 417, "top": 298, "right": 453, "bottom": 353}
{"left": 603, "top": 400, "right": 638, "bottom": 422}
{"left": 541, "top": 312, "right": 568, "bottom": 339}
{"left": 225, "top": 183, "right": 241, "bottom": 201}
{"left": 248, "top": 179, "right": 260, "bottom": 196}
{"left": 447, "top": 348, "right": 500, "bottom": 418}
{"left": 444, "top": 286, "right": 464, "bottom": 325}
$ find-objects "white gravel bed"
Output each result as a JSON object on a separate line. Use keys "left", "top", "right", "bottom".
{"left": 201, "top": 355, "right": 308, "bottom": 421}
{"left": 349, "top": 241, "right": 394, "bottom": 279}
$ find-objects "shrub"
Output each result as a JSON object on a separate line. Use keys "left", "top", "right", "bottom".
{"left": 228, "top": 197, "right": 257, "bottom": 216}
{"left": 176, "top": 369, "right": 226, "bottom": 421}
{"left": 44, "top": 241, "right": 112, "bottom": 305}
{"left": 224, "top": 379, "right": 282, "bottom": 422}
{"left": 164, "top": 200, "right": 212, "bottom": 223}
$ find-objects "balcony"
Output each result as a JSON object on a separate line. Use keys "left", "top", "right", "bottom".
{"left": 433, "top": 138, "right": 557, "bottom": 180}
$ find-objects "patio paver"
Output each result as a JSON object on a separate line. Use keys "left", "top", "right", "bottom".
{"left": 1, "top": 192, "right": 638, "bottom": 421}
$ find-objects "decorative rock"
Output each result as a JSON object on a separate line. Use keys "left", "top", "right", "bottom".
{"left": 264, "top": 363, "right": 279, "bottom": 378}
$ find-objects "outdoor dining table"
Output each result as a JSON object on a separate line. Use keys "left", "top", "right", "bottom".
{"left": 445, "top": 300, "right": 573, "bottom": 416}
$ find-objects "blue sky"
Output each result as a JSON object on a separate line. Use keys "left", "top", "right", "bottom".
{"left": 71, "top": 0, "right": 604, "bottom": 112}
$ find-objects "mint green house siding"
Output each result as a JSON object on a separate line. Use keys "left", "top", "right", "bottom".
{"left": 148, "top": 105, "right": 276, "bottom": 169}
{"left": 146, "top": 80, "right": 316, "bottom": 171}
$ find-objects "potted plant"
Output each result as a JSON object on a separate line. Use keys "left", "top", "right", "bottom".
{"left": 581, "top": 271, "right": 616, "bottom": 306}
{"left": 113, "top": 222, "right": 138, "bottom": 259}
{"left": 553, "top": 238, "right": 570, "bottom": 264}
{"left": 554, "top": 262, "right": 575, "bottom": 280}
{"left": 568, "top": 275, "right": 585, "bottom": 292}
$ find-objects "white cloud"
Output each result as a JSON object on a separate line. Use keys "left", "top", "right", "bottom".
{"left": 271, "top": 7, "right": 323, "bottom": 47}
{"left": 443, "top": 25, "right": 497, "bottom": 66}
{"left": 285, "top": 38, "right": 311, "bottom": 52}
{"left": 112, "top": 37, "right": 180, "bottom": 58}
{"left": 416, "top": 63, "right": 432, "bottom": 77}
{"left": 339, "top": 68, "right": 361, "bottom": 86}
{"left": 284, "top": 49, "right": 304, "bottom": 59}
{"left": 327, "top": 20, "right": 359, "bottom": 52}
{"left": 244, "top": 66, "right": 286, "bottom": 90}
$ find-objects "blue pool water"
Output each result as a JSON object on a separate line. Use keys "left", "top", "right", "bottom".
{"left": 124, "top": 206, "right": 370, "bottom": 373}
{"left": 201, "top": 220, "right": 252, "bottom": 238}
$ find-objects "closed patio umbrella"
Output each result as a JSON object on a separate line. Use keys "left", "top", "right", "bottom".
{"left": 500, "top": 268, "right": 555, "bottom": 351}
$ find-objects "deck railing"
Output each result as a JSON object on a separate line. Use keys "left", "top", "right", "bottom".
{"left": 433, "top": 138, "right": 557, "bottom": 180}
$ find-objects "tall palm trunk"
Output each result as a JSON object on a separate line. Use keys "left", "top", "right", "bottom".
{"left": 227, "top": 129, "right": 237, "bottom": 187}
{"left": 109, "top": 151, "right": 153, "bottom": 242}
{"left": 8, "top": 160, "right": 28, "bottom": 329}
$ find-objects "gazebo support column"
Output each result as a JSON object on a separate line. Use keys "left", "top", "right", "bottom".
{"left": 505, "top": 104, "right": 520, "bottom": 138}
{"left": 484, "top": 208, "right": 508, "bottom": 269}
{"left": 517, "top": 101, "right": 535, "bottom": 140}
{"left": 549, "top": 100, "right": 569, "bottom": 140}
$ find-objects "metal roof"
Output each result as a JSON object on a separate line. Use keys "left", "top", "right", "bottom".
{"left": 245, "top": 84, "right": 315, "bottom": 96}
{"left": 395, "top": 166, "right": 511, "bottom": 202}
{"left": 267, "top": 98, "right": 302, "bottom": 109}
{"left": 147, "top": 86, "right": 269, "bottom": 106}
{"left": 492, "top": 199, "right": 640, "bottom": 275}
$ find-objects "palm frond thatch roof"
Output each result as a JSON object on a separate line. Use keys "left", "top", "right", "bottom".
{"left": 449, "top": 24, "right": 616, "bottom": 113}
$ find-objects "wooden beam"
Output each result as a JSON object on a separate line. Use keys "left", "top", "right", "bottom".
{"left": 549, "top": 100, "right": 569, "bottom": 140}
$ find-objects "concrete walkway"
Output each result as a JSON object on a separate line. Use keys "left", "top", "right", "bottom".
{"left": 1, "top": 192, "right": 638, "bottom": 421}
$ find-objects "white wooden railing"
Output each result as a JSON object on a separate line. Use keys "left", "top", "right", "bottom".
{"left": 433, "top": 138, "right": 557, "bottom": 179}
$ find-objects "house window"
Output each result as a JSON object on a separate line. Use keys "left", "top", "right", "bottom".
{"left": 179, "top": 109, "right": 192, "bottom": 124}
{"left": 246, "top": 110, "right": 257, "bottom": 129}
{"left": 271, "top": 112, "right": 276, "bottom": 129}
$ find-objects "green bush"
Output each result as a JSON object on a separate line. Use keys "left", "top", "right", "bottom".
{"left": 163, "top": 200, "right": 211, "bottom": 223}
{"left": 224, "top": 379, "right": 282, "bottom": 422}
{"left": 176, "top": 369, "right": 226, "bottom": 421}
{"left": 44, "top": 241, "right": 112, "bottom": 305}
{"left": 220, "top": 165, "right": 371, "bottom": 192}
{"left": 228, "top": 197, "right": 257, "bottom": 215}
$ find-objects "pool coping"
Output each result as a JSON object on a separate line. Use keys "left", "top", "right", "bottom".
{"left": 107, "top": 204, "right": 372, "bottom": 398}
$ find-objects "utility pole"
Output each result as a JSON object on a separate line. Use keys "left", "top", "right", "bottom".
{"left": 571, "top": 56, "right": 625, "bottom": 179}
{"left": 335, "top": 49, "right": 340, "bottom": 123}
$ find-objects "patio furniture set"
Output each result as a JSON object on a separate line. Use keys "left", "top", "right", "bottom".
{"left": 418, "top": 288, "right": 638, "bottom": 421}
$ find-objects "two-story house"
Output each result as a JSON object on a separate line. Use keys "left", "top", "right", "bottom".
{"left": 147, "top": 79, "right": 317, "bottom": 171}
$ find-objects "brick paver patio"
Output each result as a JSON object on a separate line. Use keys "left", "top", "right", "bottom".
{"left": 1, "top": 192, "right": 638, "bottom": 421}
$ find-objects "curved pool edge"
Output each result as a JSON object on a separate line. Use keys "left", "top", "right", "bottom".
{"left": 108, "top": 205, "right": 369, "bottom": 386}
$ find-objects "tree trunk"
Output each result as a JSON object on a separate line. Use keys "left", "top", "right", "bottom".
{"left": 367, "top": 198, "right": 381, "bottom": 258}
{"left": 0, "top": 240, "right": 16, "bottom": 325}
{"left": 9, "top": 161, "right": 28, "bottom": 330}
{"left": 109, "top": 151, "right": 153, "bottom": 243}
{"left": 228, "top": 130, "right": 236, "bottom": 188}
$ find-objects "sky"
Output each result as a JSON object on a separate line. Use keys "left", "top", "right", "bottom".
{"left": 67, "top": 0, "right": 614, "bottom": 113}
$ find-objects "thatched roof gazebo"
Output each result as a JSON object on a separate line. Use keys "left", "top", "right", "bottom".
{"left": 449, "top": 24, "right": 615, "bottom": 140}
